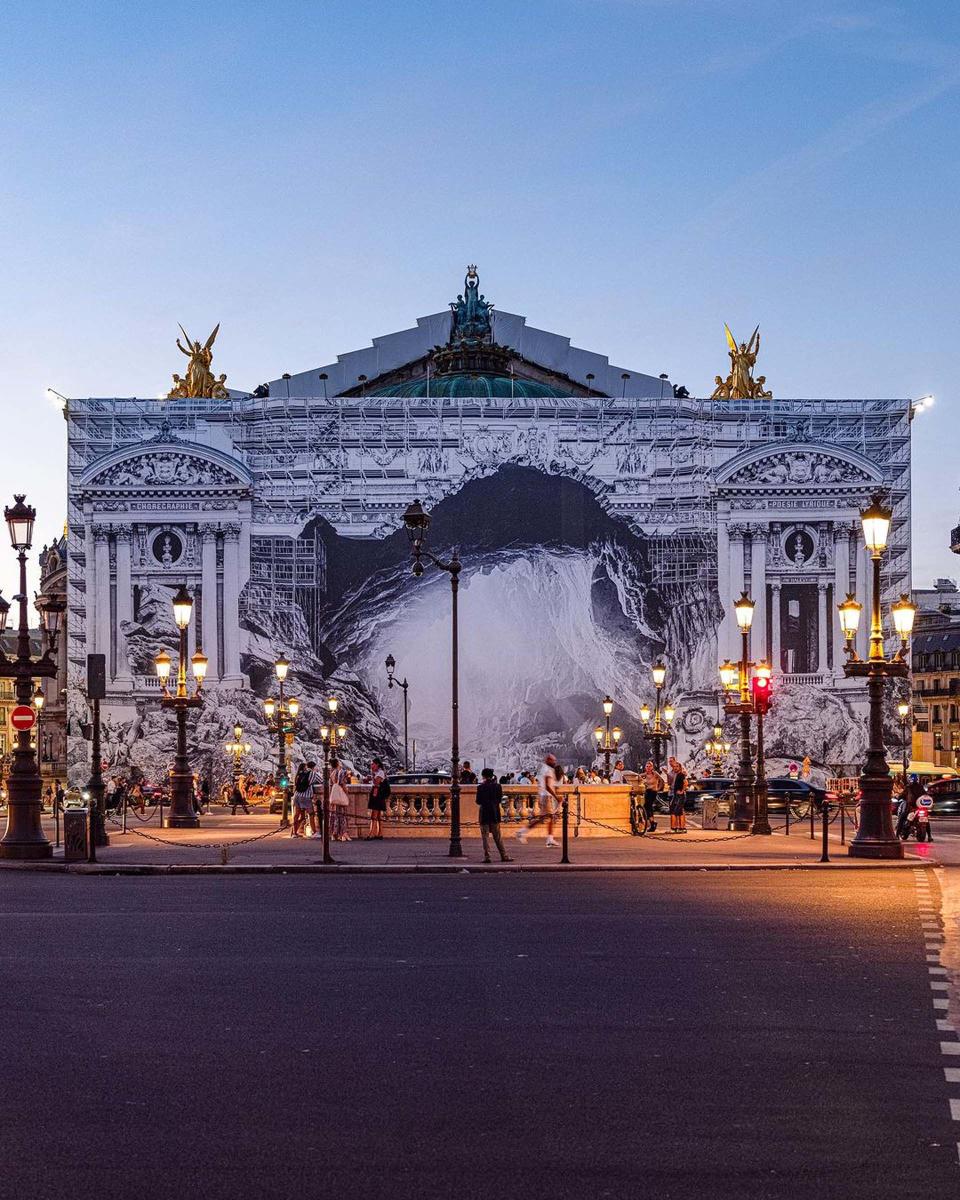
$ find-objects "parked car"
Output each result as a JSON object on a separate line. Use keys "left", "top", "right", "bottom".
{"left": 385, "top": 771, "right": 452, "bottom": 787}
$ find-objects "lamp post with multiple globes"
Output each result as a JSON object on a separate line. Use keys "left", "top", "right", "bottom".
{"left": 263, "top": 663, "right": 300, "bottom": 827}
{"left": 319, "top": 696, "right": 348, "bottom": 866}
{"left": 594, "top": 695, "right": 622, "bottom": 777}
{"left": 402, "top": 499, "right": 463, "bottom": 858}
{"left": 704, "top": 723, "right": 732, "bottom": 777}
{"left": 153, "top": 584, "right": 207, "bottom": 828}
{"left": 719, "top": 591, "right": 758, "bottom": 832}
{"left": 32, "top": 684, "right": 44, "bottom": 777}
{"left": 0, "top": 496, "right": 63, "bottom": 859}
{"left": 224, "top": 723, "right": 251, "bottom": 785}
{"left": 640, "top": 660, "right": 675, "bottom": 770}
{"left": 836, "top": 495, "right": 916, "bottom": 859}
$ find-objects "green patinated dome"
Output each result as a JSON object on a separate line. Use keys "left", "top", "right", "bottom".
{"left": 371, "top": 372, "right": 571, "bottom": 399}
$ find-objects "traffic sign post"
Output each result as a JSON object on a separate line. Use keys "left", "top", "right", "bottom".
{"left": 9, "top": 706, "right": 36, "bottom": 733}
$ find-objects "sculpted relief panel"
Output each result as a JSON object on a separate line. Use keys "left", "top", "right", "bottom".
{"left": 727, "top": 452, "right": 873, "bottom": 487}
{"left": 89, "top": 452, "right": 245, "bottom": 490}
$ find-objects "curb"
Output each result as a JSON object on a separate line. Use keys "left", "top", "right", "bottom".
{"left": 0, "top": 858, "right": 934, "bottom": 876}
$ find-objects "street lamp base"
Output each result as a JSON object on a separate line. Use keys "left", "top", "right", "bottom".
{"left": 847, "top": 838, "right": 904, "bottom": 860}
{"left": 163, "top": 814, "right": 200, "bottom": 830}
{"left": 0, "top": 839, "right": 53, "bottom": 860}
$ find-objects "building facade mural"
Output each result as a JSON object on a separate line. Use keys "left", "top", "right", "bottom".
{"left": 65, "top": 271, "right": 912, "bottom": 785}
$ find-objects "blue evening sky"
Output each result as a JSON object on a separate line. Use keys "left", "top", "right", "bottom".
{"left": 0, "top": 0, "right": 957, "bottom": 596}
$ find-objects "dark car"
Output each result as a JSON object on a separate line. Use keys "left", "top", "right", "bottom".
{"left": 674, "top": 775, "right": 730, "bottom": 813}
{"left": 385, "top": 771, "right": 452, "bottom": 787}
{"left": 923, "top": 779, "right": 960, "bottom": 817}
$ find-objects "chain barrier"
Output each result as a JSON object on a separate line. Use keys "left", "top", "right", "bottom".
{"left": 578, "top": 814, "right": 755, "bottom": 842}
{"left": 105, "top": 812, "right": 288, "bottom": 851}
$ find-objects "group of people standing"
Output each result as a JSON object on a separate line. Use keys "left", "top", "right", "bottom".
{"left": 639, "top": 757, "right": 688, "bottom": 833}
{"left": 289, "top": 758, "right": 352, "bottom": 839}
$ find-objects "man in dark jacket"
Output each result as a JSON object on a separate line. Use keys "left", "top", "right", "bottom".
{"left": 476, "top": 768, "right": 513, "bottom": 863}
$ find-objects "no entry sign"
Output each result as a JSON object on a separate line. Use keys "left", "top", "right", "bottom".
{"left": 10, "top": 705, "right": 36, "bottom": 732}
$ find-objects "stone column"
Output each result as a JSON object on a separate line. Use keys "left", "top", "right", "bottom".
{"left": 84, "top": 522, "right": 96, "bottom": 656}
{"left": 854, "top": 529, "right": 870, "bottom": 660}
{"left": 750, "top": 527, "right": 767, "bottom": 662}
{"left": 93, "top": 526, "right": 112, "bottom": 675}
{"left": 817, "top": 582, "right": 829, "bottom": 677}
{"left": 833, "top": 526, "right": 850, "bottom": 676}
{"left": 221, "top": 524, "right": 244, "bottom": 686}
{"left": 727, "top": 525, "right": 746, "bottom": 662}
{"left": 717, "top": 519, "right": 730, "bottom": 669}
{"left": 114, "top": 525, "right": 134, "bottom": 689}
{"left": 770, "top": 583, "right": 782, "bottom": 674}
{"left": 201, "top": 527, "right": 220, "bottom": 681}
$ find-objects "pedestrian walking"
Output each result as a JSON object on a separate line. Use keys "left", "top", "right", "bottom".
{"left": 516, "top": 753, "right": 560, "bottom": 847}
{"left": 231, "top": 775, "right": 251, "bottom": 816}
{"left": 366, "top": 758, "right": 389, "bottom": 839}
{"left": 130, "top": 781, "right": 145, "bottom": 815}
{"left": 475, "top": 768, "right": 512, "bottom": 862}
{"left": 328, "top": 756, "right": 352, "bottom": 841}
{"left": 897, "top": 774, "right": 923, "bottom": 839}
{"left": 200, "top": 777, "right": 211, "bottom": 814}
{"left": 668, "top": 756, "right": 688, "bottom": 833}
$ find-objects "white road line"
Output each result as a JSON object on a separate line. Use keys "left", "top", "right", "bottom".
{"left": 930, "top": 967, "right": 949, "bottom": 975}
{"left": 929, "top": 954, "right": 942, "bottom": 962}
{"left": 934, "top": 998, "right": 950, "bottom": 1009}
{"left": 945, "top": 1068, "right": 960, "bottom": 1083}
{"left": 941, "top": 1042, "right": 960, "bottom": 1055}
{"left": 937, "top": 1020, "right": 956, "bottom": 1031}
{"left": 932, "top": 981, "right": 950, "bottom": 991}
{"left": 950, "top": 1099, "right": 960, "bottom": 1121}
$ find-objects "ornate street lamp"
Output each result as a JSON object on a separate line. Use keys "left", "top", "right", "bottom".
{"left": 720, "top": 591, "right": 758, "bottom": 831}
{"left": 836, "top": 494, "right": 916, "bottom": 859}
{"left": 263, "top": 656, "right": 299, "bottom": 825}
{"left": 594, "top": 695, "right": 622, "bottom": 777}
{"left": 704, "top": 723, "right": 732, "bottom": 776}
{"left": 897, "top": 700, "right": 911, "bottom": 782}
{"left": 0, "top": 496, "right": 60, "bottom": 859}
{"left": 154, "top": 584, "right": 205, "bottom": 828}
{"left": 402, "top": 499, "right": 464, "bottom": 857}
{"left": 319, "top": 696, "right": 348, "bottom": 866}
{"left": 224, "top": 722, "right": 251, "bottom": 786}
{"left": 640, "top": 661, "right": 674, "bottom": 770}
{"left": 385, "top": 654, "right": 410, "bottom": 770}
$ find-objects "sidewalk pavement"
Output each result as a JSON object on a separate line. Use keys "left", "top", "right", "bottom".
{"left": 8, "top": 807, "right": 941, "bottom": 873}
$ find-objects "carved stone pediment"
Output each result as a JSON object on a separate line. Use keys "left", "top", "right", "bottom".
{"left": 81, "top": 443, "right": 252, "bottom": 494}
{"left": 717, "top": 443, "right": 882, "bottom": 491}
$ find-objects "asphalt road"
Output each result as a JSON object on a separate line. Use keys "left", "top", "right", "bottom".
{"left": 0, "top": 869, "right": 955, "bottom": 1199}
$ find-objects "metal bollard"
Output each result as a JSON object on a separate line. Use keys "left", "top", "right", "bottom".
{"left": 159, "top": 792, "right": 164, "bottom": 827}
{"left": 820, "top": 801, "right": 830, "bottom": 863}
{"left": 785, "top": 799, "right": 790, "bottom": 836}
{"left": 122, "top": 789, "right": 128, "bottom": 834}
{"left": 809, "top": 798, "right": 815, "bottom": 840}
{"left": 54, "top": 796, "right": 60, "bottom": 849}
{"left": 561, "top": 796, "right": 570, "bottom": 864}
{"left": 840, "top": 801, "right": 845, "bottom": 846}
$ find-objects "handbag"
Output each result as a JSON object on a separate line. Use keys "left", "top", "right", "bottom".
{"left": 329, "top": 781, "right": 350, "bottom": 808}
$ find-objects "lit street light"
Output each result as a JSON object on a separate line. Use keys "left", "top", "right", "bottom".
{"left": 155, "top": 584, "right": 207, "bottom": 828}
{"left": 594, "top": 695, "right": 622, "bottom": 777}
{"left": 897, "top": 700, "right": 911, "bottom": 782}
{"left": 640, "top": 660, "right": 674, "bottom": 770}
{"left": 720, "top": 591, "right": 758, "bottom": 832}
{"left": 0, "top": 496, "right": 61, "bottom": 859}
{"left": 264, "top": 657, "right": 299, "bottom": 826}
{"left": 836, "top": 494, "right": 917, "bottom": 859}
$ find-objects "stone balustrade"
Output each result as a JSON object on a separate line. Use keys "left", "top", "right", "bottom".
{"left": 340, "top": 782, "right": 643, "bottom": 838}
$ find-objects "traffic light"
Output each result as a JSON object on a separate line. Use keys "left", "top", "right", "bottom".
{"left": 751, "top": 672, "right": 772, "bottom": 714}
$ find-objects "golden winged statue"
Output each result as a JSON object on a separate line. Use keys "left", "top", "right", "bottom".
{"left": 167, "top": 323, "right": 229, "bottom": 399}
{"left": 711, "top": 324, "right": 772, "bottom": 400}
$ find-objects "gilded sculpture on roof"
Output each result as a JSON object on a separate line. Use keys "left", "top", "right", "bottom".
{"left": 711, "top": 324, "right": 772, "bottom": 400}
{"left": 167, "top": 323, "right": 230, "bottom": 399}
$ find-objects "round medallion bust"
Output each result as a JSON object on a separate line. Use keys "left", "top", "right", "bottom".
{"left": 152, "top": 528, "right": 183, "bottom": 567}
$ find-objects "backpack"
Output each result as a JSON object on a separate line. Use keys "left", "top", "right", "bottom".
{"left": 294, "top": 765, "right": 311, "bottom": 794}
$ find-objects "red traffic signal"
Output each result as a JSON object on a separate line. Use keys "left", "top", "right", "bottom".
{"left": 751, "top": 673, "right": 772, "bottom": 714}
